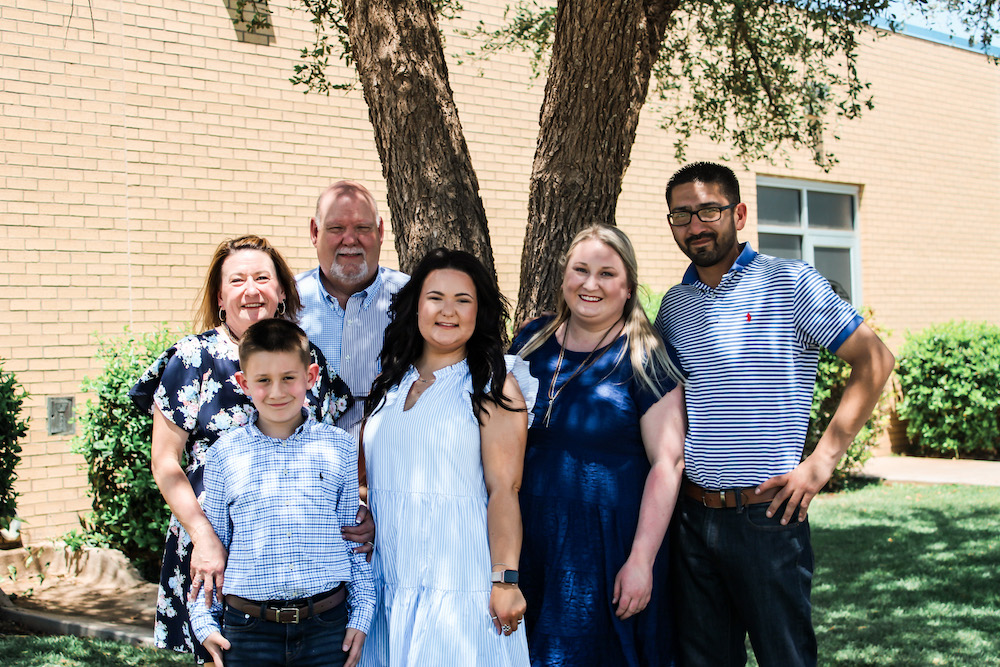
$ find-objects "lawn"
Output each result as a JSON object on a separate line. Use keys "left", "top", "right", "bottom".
{"left": 749, "top": 482, "right": 1000, "bottom": 666}
{"left": 0, "top": 632, "right": 187, "bottom": 667}
{"left": 1, "top": 483, "right": 997, "bottom": 666}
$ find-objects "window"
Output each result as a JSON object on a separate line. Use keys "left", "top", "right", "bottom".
{"left": 756, "top": 177, "right": 862, "bottom": 305}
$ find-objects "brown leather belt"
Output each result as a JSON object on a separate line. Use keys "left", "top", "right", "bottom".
{"left": 224, "top": 584, "right": 345, "bottom": 624}
{"left": 682, "top": 478, "right": 779, "bottom": 509}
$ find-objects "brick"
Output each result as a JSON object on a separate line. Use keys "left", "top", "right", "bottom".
{"left": 2, "top": 0, "right": 998, "bottom": 538}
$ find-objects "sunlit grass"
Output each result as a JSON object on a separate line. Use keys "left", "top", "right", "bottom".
{"left": 748, "top": 483, "right": 1000, "bottom": 666}
{"left": 0, "top": 633, "right": 187, "bottom": 667}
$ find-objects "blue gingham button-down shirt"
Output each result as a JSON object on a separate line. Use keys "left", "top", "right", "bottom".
{"left": 297, "top": 265, "right": 408, "bottom": 436}
{"left": 187, "top": 411, "right": 375, "bottom": 642}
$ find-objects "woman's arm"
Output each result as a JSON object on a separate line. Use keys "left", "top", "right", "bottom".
{"left": 613, "top": 386, "right": 686, "bottom": 620}
{"left": 150, "top": 406, "right": 227, "bottom": 605}
{"left": 480, "top": 373, "right": 529, "bottom": 636}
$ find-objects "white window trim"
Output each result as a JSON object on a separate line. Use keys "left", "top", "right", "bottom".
{"left": 756, "top": 176, "right": 863, "bottom": 307}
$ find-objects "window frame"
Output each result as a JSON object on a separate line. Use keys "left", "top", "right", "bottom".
{"left": 755, "top": 176, "right": 863, "bottom": 307}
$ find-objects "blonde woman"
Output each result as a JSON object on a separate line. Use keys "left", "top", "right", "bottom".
{"left": 510, "top": 224, "right": 686, "bottom": 667}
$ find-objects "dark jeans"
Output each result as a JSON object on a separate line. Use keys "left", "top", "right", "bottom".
{"left": 670, "top": 495, "right": 816, "bottom": 667}
{"left": 222, "top": 599, "right": 349, "bottom": 667}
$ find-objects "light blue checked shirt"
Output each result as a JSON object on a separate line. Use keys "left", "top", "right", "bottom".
{"left": 297, "top": 265, "right": 409, "bottom": 437}
{"left": 188, "top": 410, "right": 375, "bottom": 642}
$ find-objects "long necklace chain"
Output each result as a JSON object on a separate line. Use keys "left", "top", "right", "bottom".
{"left": 221, "top": 323, "right": 240, "bottom": 344}
{"left": 543, "top": 318, "right": 621, "bottom": 427}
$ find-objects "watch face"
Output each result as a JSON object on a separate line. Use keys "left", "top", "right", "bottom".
{"left": 492, "top": 570, "right": 518, "bottom": 584}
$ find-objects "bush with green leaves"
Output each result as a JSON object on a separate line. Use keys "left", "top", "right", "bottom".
{"left": 895, "top": 321, "right": 1000, "bottom": 459}
{"left": 805, "top": 345, "right": 890, "bottom": 490}
{"left": 0, "top": 360, "right": 29, "bottom": 524}
{"left": 73, "top": 326, "right": 181, "bottom": 581}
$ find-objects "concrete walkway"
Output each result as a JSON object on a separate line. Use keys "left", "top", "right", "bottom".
{"left": 0, "top": 602, "right": 153, "bottom": 646}
{"left": 859, "top": 454, "right": 1000, "bottom": 486}
{"left": 1, "top": 454, "right": 996, "bottom": 648}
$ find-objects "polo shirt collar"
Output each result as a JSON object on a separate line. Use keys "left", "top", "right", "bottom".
{"left": 681, "top": 242, "right": 758, "bottom": 285}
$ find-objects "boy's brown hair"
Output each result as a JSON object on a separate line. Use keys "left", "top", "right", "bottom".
{"left": 238, "top": 319, "right": 312, "bottom": 369}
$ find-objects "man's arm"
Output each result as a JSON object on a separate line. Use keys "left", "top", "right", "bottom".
{"left": 757, "top": 322, "right": 895, "bottom": 523}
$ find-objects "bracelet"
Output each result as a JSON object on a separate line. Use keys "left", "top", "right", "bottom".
{"left": 492, "top": 562, "right": 513, "bottom": 570}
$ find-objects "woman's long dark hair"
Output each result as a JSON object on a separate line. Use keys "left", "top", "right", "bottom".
{"left": 365, "top": 248, "right": 522, "bottom": 424}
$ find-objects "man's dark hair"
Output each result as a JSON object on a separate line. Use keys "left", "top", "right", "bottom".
{"left": 238, "top": 318, "right": 312, "bottom": 369}
{"left": 665, "top": 162, "right": 741, "bottom": 208}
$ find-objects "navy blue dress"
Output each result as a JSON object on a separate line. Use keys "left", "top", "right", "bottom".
{"left": 511, "top": 319, "right": 679, "bottom": 667}
{"left": 129, "top": 328, "right": 352, "bottom": 661}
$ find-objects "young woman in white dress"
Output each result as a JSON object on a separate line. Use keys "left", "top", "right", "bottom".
{"left": 358, "top": 248, "right": 537, "bottom": 667}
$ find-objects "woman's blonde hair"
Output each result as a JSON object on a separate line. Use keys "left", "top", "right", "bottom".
{"left": 517, "top": 224, "right": 683, "bottom": 396}
{"left": 195, "top": 235, "right": 302, "bottom": 333}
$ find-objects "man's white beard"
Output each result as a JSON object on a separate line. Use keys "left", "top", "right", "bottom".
{"left": 329, "top": 256, "right": 371, "bottom": 286}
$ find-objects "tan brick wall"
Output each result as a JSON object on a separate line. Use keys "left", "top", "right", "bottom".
{"left": 1, "top": 1, "right": 998, "bottom": 538}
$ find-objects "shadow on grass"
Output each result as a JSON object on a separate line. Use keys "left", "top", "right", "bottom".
{"left": 810, "top": 485, "right": 1000, "bottom": 666}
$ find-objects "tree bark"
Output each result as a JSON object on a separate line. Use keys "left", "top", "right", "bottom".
{"left": 514, "top": 0, "right": 676, "bottom": 323}
{"left": 342, "top": 0, "right": 494, "bottom": 277}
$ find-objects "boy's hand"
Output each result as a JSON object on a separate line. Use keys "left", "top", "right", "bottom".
{"left": 343, "top": 628, "right": 366, "bottom": 667}
{"left": 203, "top": 631, "right": 231, "bottom": 666}
{"left": 342, "top": 506, "right": 375, "bottom": 563}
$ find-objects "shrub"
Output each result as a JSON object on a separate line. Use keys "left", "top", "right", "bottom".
{"left": 895, "top": 321, "right": 1000, "bottom": 459}
{"left": 639, "top": 287, "right": 664, "bottom": 323}
{"left": 0, "top": 360, "right": 29, "bottom": 523}
{"left": 73, "top": 326, "right": 180, "bottom": 581}
{"left": 803, "top": 309, "right": 890, "bottom": 489}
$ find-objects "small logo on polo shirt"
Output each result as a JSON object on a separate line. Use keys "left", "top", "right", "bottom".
{"left": 746, "top": 312, "right": 752, "bottom": 322}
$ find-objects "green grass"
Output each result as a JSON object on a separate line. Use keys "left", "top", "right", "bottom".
{"left": 748, "top": 483, "right": 1000, "bottom": 666}
{"left": 0, "top": 634, "right": 188, "bottom": 667}
{"left": 2, "top": 484, "right": 997, "bottom": 666}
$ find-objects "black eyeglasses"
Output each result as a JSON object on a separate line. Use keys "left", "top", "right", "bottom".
{"left": 667, "top": 203, "right": 737, "bottom": 227}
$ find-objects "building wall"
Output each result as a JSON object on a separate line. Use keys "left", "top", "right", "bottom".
{"left": 1, "top": 0, "right": 998, "bottom": 540}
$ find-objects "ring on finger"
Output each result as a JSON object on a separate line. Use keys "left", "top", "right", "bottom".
{"left": 501, "top": 624, "right": 511, "bottom": 633}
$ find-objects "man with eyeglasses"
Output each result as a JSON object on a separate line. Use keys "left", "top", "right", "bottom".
{"left": 654, "top": 162, "right": 894, "bottom": 666}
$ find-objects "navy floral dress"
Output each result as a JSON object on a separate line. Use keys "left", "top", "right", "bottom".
{"left": 129, "top": 328, "right": 352, "bottom": 660}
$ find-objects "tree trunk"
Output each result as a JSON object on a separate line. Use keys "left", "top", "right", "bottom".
{"left": 342, "top": 0, "right": 494, "bottom": 277}
{"left": 515, "top": 0, "right": 676, "bottom": 322}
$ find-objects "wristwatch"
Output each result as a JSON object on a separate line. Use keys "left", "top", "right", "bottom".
{"left": 490, "top": 569, "right": 519, "bottom": 585}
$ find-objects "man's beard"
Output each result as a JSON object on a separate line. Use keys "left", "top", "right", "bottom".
{"left": 684, "top": 233, "right": 724, "bottom": 267}
{"left": 329, "top": 255, "right": 371, "bottom": 286}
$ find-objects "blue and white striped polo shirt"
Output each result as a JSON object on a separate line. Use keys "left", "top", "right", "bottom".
{"left": 297, "top": 265, "right": 409, "bottom": 436}
{"left": 655, "top": 243, "right": 862, "bottom": 489}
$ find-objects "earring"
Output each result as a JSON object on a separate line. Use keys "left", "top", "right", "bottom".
{"left": 276, "top": 301, "right": 286, "bottom": 317}
{"left": 218, "top": 307, "right": 226, "bottom": 323}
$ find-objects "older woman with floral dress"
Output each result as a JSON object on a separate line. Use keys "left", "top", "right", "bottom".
{"left": 130, "top": 235, "right": 353, "bottom": 662}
